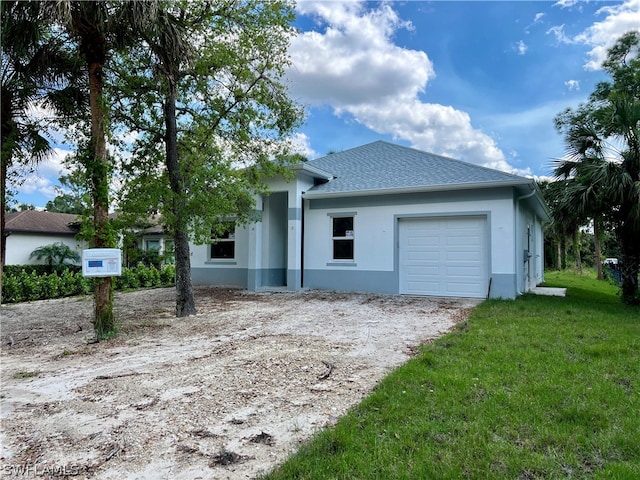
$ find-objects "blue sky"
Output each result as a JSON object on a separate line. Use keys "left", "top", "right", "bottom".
{"left": 13, "top": 0, "right": 640, "bottom": 208}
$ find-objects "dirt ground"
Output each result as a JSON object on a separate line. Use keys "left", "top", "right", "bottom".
{"left": 0, "top": 286, "right": 478, "bottom": 479}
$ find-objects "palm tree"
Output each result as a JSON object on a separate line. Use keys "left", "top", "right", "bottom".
{"left": 554, "top": 31, "right": 640, "bottom": 304}
{"left": 30, "top": 242, "right": 81, "bottom": 273}
{"left": 552, "top": 153, "right": 608, "bottom": 279}
{"left": 1, "top": 0, "right": 85, "bottom": 302}
{"left": 47, "top": 1, "right": 159, "bottom": 336}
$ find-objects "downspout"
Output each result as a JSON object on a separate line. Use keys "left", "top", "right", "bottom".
{"left": 301, "top": 194, "right": 305, "bottom": 289}
{"left": 516, "top": 187, "right": 536, "bottom": 295}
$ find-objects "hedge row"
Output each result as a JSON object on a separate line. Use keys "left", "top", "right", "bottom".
{"left": 3, "top": 264, "right": 82, "bottom": 276}
{"left": 1, "top": 264, "right": 176, "bottom": 304}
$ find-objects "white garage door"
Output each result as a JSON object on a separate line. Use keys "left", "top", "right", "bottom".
{"left": 399, "top": 216, "right": 488, "bottom": 298}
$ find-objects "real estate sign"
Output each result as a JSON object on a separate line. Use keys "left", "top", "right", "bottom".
{"left": 82, "top": 249, "right": 122, "bottom": 277}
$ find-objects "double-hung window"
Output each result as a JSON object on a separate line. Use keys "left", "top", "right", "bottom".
{"left": 211, "top": 223, "right": 235, "bottom": 259}
{"left": 332, "top": 216, "right": 354, "bottom": 260}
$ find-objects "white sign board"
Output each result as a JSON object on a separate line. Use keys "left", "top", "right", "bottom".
{"left": 82, "top": 248, "right": 122, "bottom": 277}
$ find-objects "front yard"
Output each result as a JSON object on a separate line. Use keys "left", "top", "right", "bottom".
{"left": 264, "top": 271, "right": 640, "bottom": 479}
{"left": 0, "top": 287, "right": 474, "bottom": 479}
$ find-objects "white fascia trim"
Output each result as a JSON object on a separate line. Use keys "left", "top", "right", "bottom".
{"left": 292, "top": 163, "right": 334, "bottom": 181}
{"left": 302, "top": 180, "right": 532, "bottom": 199}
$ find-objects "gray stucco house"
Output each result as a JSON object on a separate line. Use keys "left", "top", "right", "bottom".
{"left": 190, "top": 141, "right": 549, "bottom": 299}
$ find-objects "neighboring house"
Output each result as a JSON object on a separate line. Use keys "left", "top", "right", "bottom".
{"left": 133, "top": 222, "right": 175, "bottom": 265}
{"left": 114, "top": 213, "right": 174, "bottom": 266}
{"left": 4, "top": 211, "right": 173, "bottom": 267}
{"left": 4, "top": 210, "right": 86, "bottom": 265}
{"left": 190, "top": 141, "right": 549, "bottom": 299}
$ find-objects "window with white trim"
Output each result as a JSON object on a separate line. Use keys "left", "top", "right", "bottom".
{"left": 211, "top": 224, "right": 235, "bottom": 259}
{"left": 332, "top": 216, "right": 354, "bottom": 260}
{"left": 146, "top": 239, "right": 160, "bottom": 252}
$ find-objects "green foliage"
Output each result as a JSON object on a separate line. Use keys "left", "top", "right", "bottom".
{"left": 264, "top": 271, "right": 639, "bottom": 480}
{"left": 159, "top": 264, "right": 176, "bottom": 285}
{"left": 45, "top": 168, "right": 92, "bottom": 215}
{"left": 3, "top": 264, "right": 81, "bottom": 276}
{"left": 134, "top": 262, "right": 159, "bottom": 288}
{"left": 115, "top": 268, "right": 139, "bottom": 290}
{"left": 29, "top": 242, "right": 81, "bottom": 271}
{"left": 1, "top": 268, "right": 91, "bottom": 303}
{"left": 1, "top": 264, "right": 175, "bottom": 303}
{"left": 0, "top": 0, "right": 87, "bottom": 225}
{"left": 551, "top": 32, "right": 640, "bottom": 303}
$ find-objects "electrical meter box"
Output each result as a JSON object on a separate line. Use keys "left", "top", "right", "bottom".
{"left": 82, "top": 248, "right": 122, "bottom": 277}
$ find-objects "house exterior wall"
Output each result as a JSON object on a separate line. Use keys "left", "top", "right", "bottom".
{"left": 190, "top": 173, "right": 315, "bottom": 290}
{"left": 302, "top": 188, "right": 521, "bottom": 298}
{"left": 189, "top": 176, "right": 545, "bottom": 300}
{"left": 514, "top": 196, "right": 545, "bottom": 294}
{"left": 5, "top": 233, "right": 86, "bottom": 265}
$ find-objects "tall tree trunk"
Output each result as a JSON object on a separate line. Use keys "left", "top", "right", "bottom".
{"left": 593, "top": 216, "right": 604, "bottom": 280}
{"left": 619, "top": 222, "right": 640, "bottom": 305}
{"left": 555, "top": 237, "right": 562, "bottom": 271}
{"left": 164, "top": 85, "right": 196, "bottom": 317}
{"left": 86, "top": 32, "right": 114, "bottom": 338}
{"left": 573, "top": 229, "right": 582, "bottom": 272}
{"left": 1, "top": 94, "right": 13, "bottom": 304}
{"left": 0, "top": 150, "right": 7, "bottom": 303}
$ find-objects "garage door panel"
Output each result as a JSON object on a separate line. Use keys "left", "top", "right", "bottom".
{"left": 408, "top": 266, "right": 441, "bottom": 276}
{"left": 400, "top": 216, "right": 487, "bottom": 298}
{"left": 445, "top": 252, "right": 478, "bottom": 262}
{"left": 446, "top": 235, "right": 481, "bottom": 246}
{"left": 408, "top": 237, "right": 439, "bottom": 247}
{"left": 407, "top": 282, "right": 440, "bottom": 294}
{"left": 447, "top": 265, "right": 482, "bottom": 276}
{"left": 408, "top": 252, "right": 440, "bottom": 261}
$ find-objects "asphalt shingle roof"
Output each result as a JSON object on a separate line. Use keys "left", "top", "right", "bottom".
{"left": 5, "top": 211, "right": 81, "bottom": 235}
{"left": 305, "top": 141, "right": 530, "bottom": 195}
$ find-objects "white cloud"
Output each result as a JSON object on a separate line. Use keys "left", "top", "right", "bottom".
{"left": 578, "top": 0, "right": 640, "bottom": 70}
{"left": 546, "top": 24, "right": 576, "bottom": 44}
{"left": 290, "top": 132, "right": 318, "bottom": 159}
{"left": 534, "top": 12, "right": 545, "bottom": 23}
{"left": 554, "top": 0, "right": 580, "bottom": 8}
{"left": 565, "top": 79, "right": 580, "bottom": 91}
{"left": 548, "top": 0, "right": 640, "bottom": 70}
{"left": 289, "top": 2, "right": 432, "bottom": 106}
{"left": 515, "top": 40, "right": 528, "bottom": 55}
{"left": 289, "top": 1, "right": 521, "bottom": 173}
{"left": 10, "top": 148, "right": 72, "bottom": 201}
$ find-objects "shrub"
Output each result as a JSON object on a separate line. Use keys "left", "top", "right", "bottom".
{"left": 159, "top": 264, "right": 176, "bottom": 286}
{"left": 59, "top": 269, "right": 78, "bottom": 297}
{"left": 119, "top": 267, "right": 140, "bottom": 289}
{"left": 40, "top": 272, "right": 62, "bottom": 299}
{"left": 22, "top": 270, "right": 44, "bottom": 301}
{"left": 2, "top": 273, "right": 23, "bottom": 303}
{"left": 1, "top": 262, "right": 174, "bottom": 304}
{"left": 134, "top": 262, "right": 156, "bottom": 288}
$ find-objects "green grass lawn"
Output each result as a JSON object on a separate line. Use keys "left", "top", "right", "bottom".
{"left": 263, "top": 271, "right": 639, "bottom": 479}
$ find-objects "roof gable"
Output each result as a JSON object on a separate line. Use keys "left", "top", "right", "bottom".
{"left": 305, "top": 141, "right": 529, "bottom": 195}
{"left": 5, "top": 211, "right": 81, "bottom": 235}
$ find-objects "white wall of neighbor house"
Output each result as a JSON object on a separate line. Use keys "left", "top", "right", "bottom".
{"left": 5, "top": 234, "right": 86, "bottom": 265}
